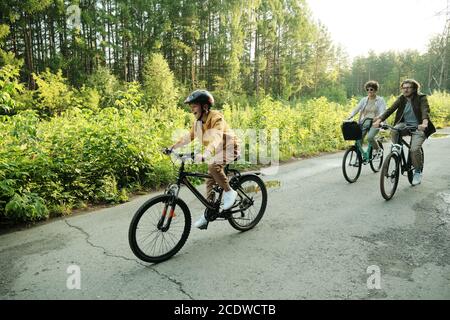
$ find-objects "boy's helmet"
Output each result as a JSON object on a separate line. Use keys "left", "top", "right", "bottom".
{"left": 184, "top": 90, "right": 214, "bottom": 107}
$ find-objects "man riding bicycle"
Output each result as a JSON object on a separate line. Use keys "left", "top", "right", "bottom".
{"left": 168, "top": 90, "right": 240, "bottom": 229}
{"left": 373, "top": 79, "right": 436, "bottom": 186}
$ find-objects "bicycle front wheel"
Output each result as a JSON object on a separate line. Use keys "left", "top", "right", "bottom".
{"left": 370, "top": 143, "right": 384, "bottom": 173}
{"left": 228, "top": 174, "right": 267, "bottom": 231}
{"left": 380, "top": 152, "right": 400, "bottom": 200}
{"left": 128, "top": 195, "right": 191, "bottom": 263}
{"left": 342, "top": 146, "right": 362, "bottom": 183}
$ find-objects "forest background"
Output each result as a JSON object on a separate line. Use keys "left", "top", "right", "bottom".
{"left": 1, "top": 0, "right": 449, "bottom": 222}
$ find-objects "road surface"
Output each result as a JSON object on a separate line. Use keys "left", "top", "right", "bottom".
{"left": 1, "top": 129, "right": 449, "bottom": 300}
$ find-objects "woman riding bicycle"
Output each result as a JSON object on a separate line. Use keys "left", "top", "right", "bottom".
{"left": 168, "top": 90, "right": 240, "bottom": 229}
{"left": 347, "top": 80, "right": 387, "bottom": 159}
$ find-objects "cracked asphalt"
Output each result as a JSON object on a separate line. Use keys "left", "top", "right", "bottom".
{"left": 1, "top": 129, "right": 449, "bottom": 300}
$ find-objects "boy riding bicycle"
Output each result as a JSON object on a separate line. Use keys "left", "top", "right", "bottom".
{"left": 168, "top": 90, "right": 240, "bottom": 229}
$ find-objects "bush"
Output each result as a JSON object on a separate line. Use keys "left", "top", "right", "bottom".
{"left": 315, "top": 85, "right": 348, "bottom": 104}
{"left": 114, "top": 81, "right": 143, "bottom": 109}
{"left": 32, "top": 68, "right": 73, "bottom": 116}
{"left": 142, "top": 53, "right": 179, "bottom": 108}
{"left": 428, "top": 91, "right": 450, "bottom": 128}
{"left": 86, "top": 66, "right": 120, "bottom": 109}
{"left": 1, "top": 88, "right": 448, "bottom": 223}
{"left": 5, "top": 192, "right": 49, "bottom": 222}
{"left": 0, "top": 106, "right": 187, "bottom": 222}
{"left": 222, "top": 95, "right": 351, "bottom": 161}
{"left": 0, "top": 64, "right": 24, "bottom": 114}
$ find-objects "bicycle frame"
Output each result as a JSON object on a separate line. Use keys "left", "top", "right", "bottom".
{"left": 381, "top": 121, "right": 421, "bottom": 175}
{"left": 168, "top": 158, "right": 254, "bottom": 216}
{"left": 354, "top": 118, "right": 376, "bottom": 163}
{"left": 355, "top": 139, "right": 373, "bottom": 163}
{"left": 389, "top": 135, "right": 412, "bottom": 176}
{"left": 176, "top": 162, "right": 217, "bottom": 210}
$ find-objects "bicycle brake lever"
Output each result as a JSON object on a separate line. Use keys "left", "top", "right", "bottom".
{"left": 162, "top": 147, "right": 173, "bottom": 155}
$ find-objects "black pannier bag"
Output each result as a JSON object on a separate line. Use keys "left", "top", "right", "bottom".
{"left": 341, "top": 121, "right": 362, "bottom": 140}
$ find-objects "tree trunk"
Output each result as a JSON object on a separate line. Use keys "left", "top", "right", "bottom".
{"left": 254, "top": 21, "right": 259, "bottom": 95}
{"left": 24, "top": 15, "right": 35, "bottom": 89}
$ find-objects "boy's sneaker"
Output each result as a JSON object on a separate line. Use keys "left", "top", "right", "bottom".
{"left": 223, "top": 189, "right": 237, "bottom": 210}
{"left": 412, "top": 170, "right": 422, "bottom": 186}
{"left": 193, "top": 214, "right": 208, "bottom": 229}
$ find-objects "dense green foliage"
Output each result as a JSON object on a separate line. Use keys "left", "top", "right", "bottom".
{"left": 0, "top": 106, "right": 186, "bottom": 221}
{"left": 1, "top": 0, "right": 449, "bottom": 101}
{"left": 1, "top": 62, "right": 449, "bottom": 223}
{"left": 0, "top": 0, "right": 351, "bottom": 100}
{"left": 345, "top": 48, "right": 450, "bottom": 97}
{"left": 0, "top": 1, "right": 449, "bottom": 224}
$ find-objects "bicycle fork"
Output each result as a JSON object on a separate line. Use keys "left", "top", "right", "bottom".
{"left": 390, "top": 144, "right": 413, "bottom": 176}
{"left": 157, "top": 184, "right": 180, "bottom": 232}
{"left": 384, "top": 146, "right": 402, "bottom": 179}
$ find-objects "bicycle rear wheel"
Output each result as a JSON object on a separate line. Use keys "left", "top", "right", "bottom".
{"left": 128, "top": 195, "right": 191, "bottom": 263}
{"left": 407, "top": 147, "right": 424, "bottom": 185}
{"left": 380, "top": 153, "right": 400, "bottom": 200}
{"left": 369, "top": 143, "right": 384, "bottom": 173}
{"left": 342, "top": 146, "right": 362, "bottom": 183}
{"left": 228, "top": 174, "right": 267, "bottom": 231}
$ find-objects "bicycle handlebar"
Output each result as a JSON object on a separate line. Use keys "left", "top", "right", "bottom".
{"left": 162, "top": 148, "right": 195, "bottom": 162}
{"left": 380, "top": 124, "right": 417, "bottom": 132}
{"left": 342, "top": 118, "right": 373, "bottom": 126}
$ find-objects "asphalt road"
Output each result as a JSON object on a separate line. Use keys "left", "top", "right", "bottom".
{"left": 1, "top": 129, "right": 449, "bottom": 300}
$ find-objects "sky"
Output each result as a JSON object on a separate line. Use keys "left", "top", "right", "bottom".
{"left": 306, "top": 0, "right": 448, "bottom": 60}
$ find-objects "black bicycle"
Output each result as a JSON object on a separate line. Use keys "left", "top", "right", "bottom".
{"left": 341, "top": 118, "right": 384, "bottom": 183}
{"left": 128, "top": 149, "right": 268, "bottom": 263}
{"left": 379, "top": 124, "right": 424, "bottom": 200}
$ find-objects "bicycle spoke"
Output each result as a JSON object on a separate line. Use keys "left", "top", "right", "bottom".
{"left": 231, "top": 179, "right": 264, "bottom": 228}
{"left": 380, "top": 153, "right": 399, "bottom": 200}
{"left": 342, "top": 147, "right": 361, "bottom": 183}
{"left": 131, "top": 199, "right": 188, "bottom": 259}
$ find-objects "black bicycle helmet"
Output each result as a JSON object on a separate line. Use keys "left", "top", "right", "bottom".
{"left": 184, "top": 90, "right": 214, "bottom": 107}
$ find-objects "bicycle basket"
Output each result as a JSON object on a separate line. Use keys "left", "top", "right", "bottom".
{"left": 341, "top": 121, "right": 362, "bottom": 140}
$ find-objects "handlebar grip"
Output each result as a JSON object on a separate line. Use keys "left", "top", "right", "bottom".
{"left": 179, "top": 152, "right": 196, "bottom": 161}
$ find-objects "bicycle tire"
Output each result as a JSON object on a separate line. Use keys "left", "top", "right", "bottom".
{"left": 380, "top": 152, "right": 400, "bottom": 200}
{"left": 369, "top": 143, "right": 384, "bottom": 173}
{"left": 128, "top": 194, "right": 191, "bottom": 263}
{"left": 228, "top": 174, "right": 267, "bottom": 231}
{"left": 342, "top": 146, "right": 362, "bottom": 183}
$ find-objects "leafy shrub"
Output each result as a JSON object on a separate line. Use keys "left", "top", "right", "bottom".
{"left": 86, "top": 66, "right": 120, "bottom": 109}
{"left": 142, "top": 53, "right": 179, "bottom": 108}
{"left": 0, "top": 105, "right": 186, "bottom": 222}
{"left": 5, "top": 192, "right": 49, "bottom": 222}
{"left": 0, "top": 64, "right": 24, "bottom": 114}
{"left": 428, "top": 91, "right": 450, "bottom": 128}
{"left": 32, "top": 68, "right": 73, "bottom": 116}
{"left": 1, "top": 74, "right": 449, "bottom": 223}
